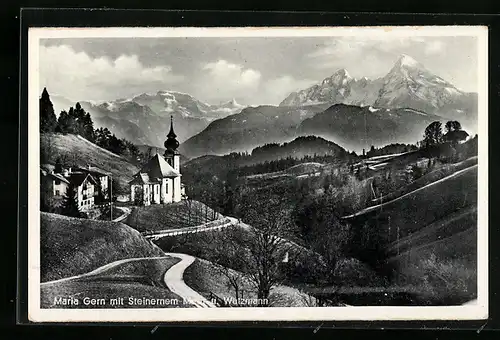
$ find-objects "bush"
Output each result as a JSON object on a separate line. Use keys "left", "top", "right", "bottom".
{"left": 333, "top": 258, "right": 386, "bottom": 287}
{"left": 398, "top": 253, "right": 476, "bottom": 305}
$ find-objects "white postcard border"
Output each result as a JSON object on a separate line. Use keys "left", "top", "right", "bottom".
{"left": 27, "top": 25, "right": 489, "bottom": 322}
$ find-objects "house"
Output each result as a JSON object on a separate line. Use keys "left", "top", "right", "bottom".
{"left": 40, "top": 165, "right": 99, "bottom": 212}
{"left": 40, "top": 166, "right": 70, "bottom": 208}
{"left": 66, "top": 171, "right": 98, "bottom": 212}
{"left": 130, "top": 116, "right": 185, "bottom": 205}
{"left": 444, "top": 129, "right": 470, "bottom": 145}
{"left": 73, "top": 165, "right": 111, "bottom": 202}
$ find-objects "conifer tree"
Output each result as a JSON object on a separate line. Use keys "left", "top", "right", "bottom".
{"left": 60, "top": 184, "right": 82, "bottom": 218}
{"left": 40, "top": 88, "right": 58, "bottom": 132}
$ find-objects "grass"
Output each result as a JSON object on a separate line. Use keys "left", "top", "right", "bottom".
{"left": 183, "top": 258, "right": 317, "bottom": 307}
{"left": 41, "top": 212, "right": 165, "bottom": 282}
{"left": 387, "top": 205, "right": 477, "bottom": 256}
{"left": 40, "top": 133, "right": 139, "bottom": 192}
{"left": 126, "top": 200, "right": 223, "bottom": 232}
{"left": 41, "top": 257, "right": 195, "bottom": 308}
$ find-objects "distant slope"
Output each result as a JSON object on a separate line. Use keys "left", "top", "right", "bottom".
{"left": 298, "top": 104, "right": 444, "bottom": 153}
{"left": 181, "top": 136, "right": 351, "bottom": 186}
{"left": 250, "top": 135, "right": 349, "bottom": 164}
{"left": 40, "top": 133, "right": 139, "bottom": 192}
{"left": 179, "top": 104, "right": 330, "bottom": 159}
{"left": 40, "top": 212, "right": 164, "bottom": 282}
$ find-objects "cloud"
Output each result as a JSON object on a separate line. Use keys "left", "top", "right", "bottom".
{"left": 39, "top": 44, "right": 183, "bottom": 101}
{"left": 424, "top": 40, "right": 445, "bottom": 55}
{"left": 198, "top": 60, "right": 261, "bottom": 101}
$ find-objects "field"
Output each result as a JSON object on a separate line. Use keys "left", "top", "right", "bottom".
{"left": 41, "top": 212, "right": 164, "bottom": 282}
{"left": 347, "top": 164, "right": 477, "bottom": 241}
{"left": 372, "top": 156, "right": 478, "bottom": 204}
{"left": 126, "top": 200, "right": 223, "bottom": 232}
{"left": 40, "top": 133, "right": 139, "bottom": 192}
{"left": 41, "top": 257, "right": 192, "bottom": 308}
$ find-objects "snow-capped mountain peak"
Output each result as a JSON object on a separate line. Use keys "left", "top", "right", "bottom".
{"left": 279, "top": 54, "right": 477, "bottom": 123}
{"left": 395, "top": 54, "right": 421, "bottom": 69}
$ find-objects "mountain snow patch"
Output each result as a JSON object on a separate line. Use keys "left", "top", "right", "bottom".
{"left": 405, "top": 108, "right": 427, "bottom": 116}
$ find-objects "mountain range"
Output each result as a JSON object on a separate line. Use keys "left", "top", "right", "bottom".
{"left": 50, "top": 91, "right": 245, "bottom": 147}
{"left": 179, "top": 55, "right": 478, "bottom": 159}
{"left": 50, "top": 54, "right": 478, "bottom": 161}
{"left": 280, "top": 54, "right": 477, "bottom": 127}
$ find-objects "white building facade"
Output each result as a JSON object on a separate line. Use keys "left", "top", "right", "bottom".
{"left": 129, "top": 117, "right": 184, "bottom": 206}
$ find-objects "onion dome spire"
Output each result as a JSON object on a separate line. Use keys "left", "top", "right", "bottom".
{"left": 164, "top": 115, "right": 180, "bottom": 153}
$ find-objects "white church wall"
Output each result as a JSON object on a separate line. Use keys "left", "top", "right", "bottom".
{"left": 173, "top": 177, "right": 181, "bottom": 202}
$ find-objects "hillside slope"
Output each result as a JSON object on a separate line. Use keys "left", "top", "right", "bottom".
{"left": 179, "top": 104, "right": 330, "bottom": 159}
{"left": 344, "top": 163, "right": 478, "bottom": 304}
{"left": 41, "top": 212, "right": 164, "bottom": 282}
{"left": 40, "top": 133, "right": 139, "bottom": 192}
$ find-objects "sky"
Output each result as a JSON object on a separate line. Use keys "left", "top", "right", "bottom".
{"left": 39, "top": 35, "right": 479, "bottom": 106}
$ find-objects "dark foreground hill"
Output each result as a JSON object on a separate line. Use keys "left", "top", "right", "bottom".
{"left": 40, "top": 212, "right": 164, "bottom": 282}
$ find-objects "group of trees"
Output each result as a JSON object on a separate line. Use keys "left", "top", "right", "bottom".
{"left": 422, "top": 120, "right": 469, "bottom": 148}
{"left": 40, "top": 88, "right": 147, "bottom": 165}
{"left": 56, "top": 103, "right": 95, "bottom": 141}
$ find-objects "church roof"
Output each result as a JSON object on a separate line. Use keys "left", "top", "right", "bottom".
{"left": 129, "top": 173, "right": 162, "bottom": 185}
{"left": 135, "top": 154, "right": 180, "bottom": 179}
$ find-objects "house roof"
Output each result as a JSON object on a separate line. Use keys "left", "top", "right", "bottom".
{"left": 40, "top": 168, "right": 71, "bottom": 184}
{"left": 135, "top": 154, "right": 180, "bottom": 179}
{"left": 50, "top": 173, "right": 70, "bottom": 184}
{"left": 444, "top": 130, "right": 469, "bottom": 142}
{"left": 68, "top": 172, "right": 98, "bottom": 187}
{"left": 74, "top": 166, "right": 111, "bottom": 177}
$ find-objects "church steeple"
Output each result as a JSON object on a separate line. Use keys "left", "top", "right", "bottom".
{"left": 164, "top": 115, "right": 180, "bottom": 155}
{"left": 167, "top": 115, "right": 177, "bottom": 139}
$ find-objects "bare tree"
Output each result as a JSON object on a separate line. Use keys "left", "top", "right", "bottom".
{"left": 202, "top": 227, "right": 248, "bottom": 303}
{"left": 239, "top": 196, "right": 294, "bottom": 301}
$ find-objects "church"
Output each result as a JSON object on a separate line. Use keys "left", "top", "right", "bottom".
{"left": 129, "top": 117, "right": 185, "bottom": 206}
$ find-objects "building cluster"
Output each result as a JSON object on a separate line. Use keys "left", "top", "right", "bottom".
{"left": 40, "top": 163, "right": 111, "bottom": 212}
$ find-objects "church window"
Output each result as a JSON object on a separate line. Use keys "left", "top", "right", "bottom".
{"left": 55, "top": 190, "right": 60, "bottom": 196}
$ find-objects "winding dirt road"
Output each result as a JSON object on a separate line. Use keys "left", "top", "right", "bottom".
{"left": 164, "top": 253, "right": 216, "bottom": 308}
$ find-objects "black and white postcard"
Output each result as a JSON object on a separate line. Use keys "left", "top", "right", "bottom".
{"left": 27, "top": 26, "right": 488, "bottom": 322}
